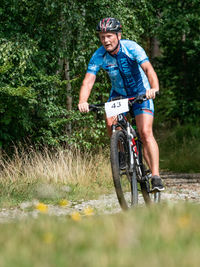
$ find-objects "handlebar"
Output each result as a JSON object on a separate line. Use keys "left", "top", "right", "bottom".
{"left": 129, "top": 91, "right": 159, "bottom": 105}
{"left": 88, "top": 92, "right": 159, "bottom": 111}
{"left": 128, "top": 94, "right": 147, "bottom": 105}
{"left": 89, "top": 103, "right": 104, "bottom": 111}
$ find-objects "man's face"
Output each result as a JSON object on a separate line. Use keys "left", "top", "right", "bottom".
{"left": 99, "top": 32, "right": 121, "bottom": 53}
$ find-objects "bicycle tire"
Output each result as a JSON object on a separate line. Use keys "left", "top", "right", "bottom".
{"left": 131, "top": 170, "right": 138, "bottom": 206}
{"left": 140, "top": 181, "right": 151, "bottom": 205}
{"left": 110, "top": 130, "right": 138, "bottom": 210}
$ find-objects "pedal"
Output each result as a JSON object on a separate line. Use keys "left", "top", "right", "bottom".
{"left": 144, "top": 169, "right": 152, "bottom": 177}
{"left": 150, "top": 189, "right": 160, "bottom": 194}
{"left": 150, "top": 187, "right": 164, "bottom": 193}
{"left": 140, "top": 180, "right": 151, "bottom": 193}
{"left": 120, "top": 170, "right": 127, "bottom": 176}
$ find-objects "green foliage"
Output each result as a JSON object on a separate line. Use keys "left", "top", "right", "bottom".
{"left": 153, "top": 0, "right": 200, "bottom": 122}
{"left": 0, "top": 0, "right": 145, "bottom": 150}
{"left": 0, "top": 35, "right": 68, "bottom": 149}
{"left": 0, "top": 0, "right": 199, "bottom": 151}
{"left": 158, "top": 123, "right": 200, "bottom": 173}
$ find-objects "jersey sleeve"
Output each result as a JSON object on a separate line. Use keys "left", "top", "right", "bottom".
{"left": 133, "top": 42, "right": 149, "bottom": 65}
{"left": 86, "top": 50, "right": 103, "bottom": 75}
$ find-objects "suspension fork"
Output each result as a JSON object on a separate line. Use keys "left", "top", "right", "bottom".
{"left": 127, "top": 122, "right": 135, "bottom": 172}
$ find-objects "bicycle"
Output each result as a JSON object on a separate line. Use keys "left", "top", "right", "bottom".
{"left": 89, "top": 94, "right": 161, "bottom": 210}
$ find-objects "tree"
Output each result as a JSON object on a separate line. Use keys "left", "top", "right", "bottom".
{"left": 0, "top": 0, "right": 145, "bottom": 150}
{"left": 2, "top": 0, "right": 198, "bottom": 151}
{"left": 153, "top": 0, "right": 200, "bottom": 122}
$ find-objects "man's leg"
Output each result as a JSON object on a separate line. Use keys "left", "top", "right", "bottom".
{"left": 135, "top": 113, "right": 164, "bottom": 191}
{"left": 106, "top": 116, "right": 117, "bottom": 137}
{"left": 107, "top": 114, "right": 159, "bottom": 173}
{"left": 135, "top": 113, "right": 159, "bottom": 176}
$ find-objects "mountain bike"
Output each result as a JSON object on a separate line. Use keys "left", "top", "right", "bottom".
{"left": 89, "top": 94, "right": 161, "bottom": 210}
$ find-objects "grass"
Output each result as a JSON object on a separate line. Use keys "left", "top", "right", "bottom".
{"left": 0, "top": 123, "right": 200, "bottom": 208}
{"left": 0, "top": 148, "right": 113, "bottom": 208}
{"left": 0, "top": 127, "right": 200, "bottom": 266}
{"left": 0, "top": 202, "right": 200, "bottom": 266}
{"left": 156, "top": 123, "right": 200, "bottom": 173}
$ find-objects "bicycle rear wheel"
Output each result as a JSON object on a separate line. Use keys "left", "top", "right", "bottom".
{"left": 140, "top": 179, "right": 161, "bottom": 204}
{"left": 110, "top": 130, "right": 138, "bottom": 210}
{"left": 140, "top": 181, "right": 151, "bottom": 205}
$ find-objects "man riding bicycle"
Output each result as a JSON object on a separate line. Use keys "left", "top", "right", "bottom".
{"left": 78, "top": 17, "right": 164, "bottom": 192}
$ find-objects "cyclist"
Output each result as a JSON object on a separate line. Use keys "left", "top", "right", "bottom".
{"left": 78, "top": 17, "right": 164, "bottom": 192}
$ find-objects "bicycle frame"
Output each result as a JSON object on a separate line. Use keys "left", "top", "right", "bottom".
{"left": 88, "top": 93, "right": 160, "bottom": 201}
{"left": 89, "top": 95, "right": 150, "bottom": 182}
{"left": 111, "top": 112, "right": 143, "bottom": 179}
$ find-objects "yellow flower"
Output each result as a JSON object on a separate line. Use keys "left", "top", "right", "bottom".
{"left": 83, "top": 206, "right": 94, "bottom": 216}
{"left": 177, "top": 214, "right": 191, "bottom": 229}
{"left": 59, "top": 199, "right": 69, "bottom": 207}
{"left": 43, "top": 232, "right": 53, "bottom": 244}
{"left": 71, "top": 211, "right": 81, "bottom": 221}
{"left": 35, "top": 202, "right": 48, "bottom": 213}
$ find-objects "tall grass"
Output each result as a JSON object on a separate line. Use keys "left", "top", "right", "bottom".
{"left": 0, "top": 148, "right": 113, "bottom": 207}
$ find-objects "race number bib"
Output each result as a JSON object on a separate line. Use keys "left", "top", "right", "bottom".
{"left": 105, "top": 98, "right": 129, "bottom": 118}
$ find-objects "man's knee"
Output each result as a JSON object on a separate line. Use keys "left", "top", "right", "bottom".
{"left": 106, "top": 116, "right": 117, "bottom": 128}
{"left": 106, "top": 117, "right": 116, "bottom": 137}
{"left": 106, "top": 119, "right": 113, "bottom": 128}
{"left": 139, "top": 127, "right": 154, "bottom": 142}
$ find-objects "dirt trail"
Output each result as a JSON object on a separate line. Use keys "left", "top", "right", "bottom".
{"left": 0, "top": 173, "right": 200, "bottom": 223}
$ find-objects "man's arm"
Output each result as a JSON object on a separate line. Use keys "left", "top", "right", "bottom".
{"left": 78, "top": 73, "right": 96, "bottom": 112}
{"left": 141, "top": 61, "right": 159, "bottom": 99}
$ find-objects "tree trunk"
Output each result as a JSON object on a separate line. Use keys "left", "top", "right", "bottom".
{"left": 150, "top": 37, "right": 161, "bottom": 59}
{"left": 64, "top": 59, "right": 72, "bottom": 134}
{"left": 56, "top": 58, "right": 64, "bottom": 75}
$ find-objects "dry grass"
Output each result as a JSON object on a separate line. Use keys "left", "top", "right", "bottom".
{"left": 0, "top": 147, "right": 113, "bottom": 206}
{"left": 0, "top": 147, "right": 111, "bottom": 185}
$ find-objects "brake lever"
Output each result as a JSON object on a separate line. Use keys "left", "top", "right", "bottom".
{"left": 136, "top": 94, "right": 147, "bottom": 104}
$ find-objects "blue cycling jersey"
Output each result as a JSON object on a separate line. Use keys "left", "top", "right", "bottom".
{"left": 87, "top": 39, "right": 151, "bottom": 98}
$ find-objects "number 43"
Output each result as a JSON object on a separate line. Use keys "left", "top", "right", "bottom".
{"left": 111, "top": 102, "right": 121, "bottom": 109}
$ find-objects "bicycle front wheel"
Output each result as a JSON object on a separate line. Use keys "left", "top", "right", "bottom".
{"left": 110, "top": 130, "right": 138, "bottom": 210}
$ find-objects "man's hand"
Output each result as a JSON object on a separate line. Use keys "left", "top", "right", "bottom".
{"left": 146, "top": 88, "right": 159, "bottom": 99}
{"left": 78, "top": 102, "right": 89, "bottom": 113}
{"left": 78, "top": 73, "right": 96, "bottom": 113}
{"left": 141, "top": 62, "right": 159, "bottom": 100}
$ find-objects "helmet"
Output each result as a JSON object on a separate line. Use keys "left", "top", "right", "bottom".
{"left": 96, "top": 18, "right": 122, "bottom": 33}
